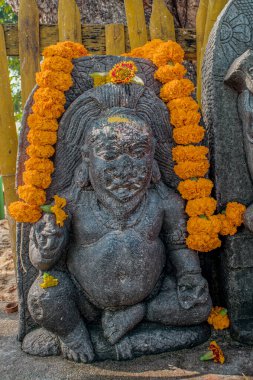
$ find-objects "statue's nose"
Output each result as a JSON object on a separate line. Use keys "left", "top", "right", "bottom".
{"left": 119, "top": 154, "right": 133, "bottom": 172}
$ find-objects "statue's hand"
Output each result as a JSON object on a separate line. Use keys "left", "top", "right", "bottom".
{"left": 177, "top": 273, "right": 209, "bottom": 310}
{"left": 244, "top": 203, "right": 253, "bottom": 233}
{"left": 29, "top": 213, "right": 68, "bottom": 270}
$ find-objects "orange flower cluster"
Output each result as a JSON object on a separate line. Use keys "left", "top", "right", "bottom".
{"left": 208, "top": 307, "right": 230, "bottom": 330}
{"left": 9, "top": 41, "right": 88, "bottom": 224}
{"left": 109, "top": 61, "right": 137, "bottom": 84}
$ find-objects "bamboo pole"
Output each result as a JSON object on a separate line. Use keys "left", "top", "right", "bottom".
{"left": 0, "top": 177, "right": 4, "bottom": 220}
{"left": 58, "top": 0, "right": 82, "bottom": 42}
{"left": 18, "top": 0, "right": 40, "bottom": 108}
{"left": 150, "top": 0, "right": 176, "bottom": 41}
{"left": 105, "top": 24, "right": 125, "bottom": 55}
{"left": 196, "top": 0, "right": 209, "bottom": 105}
{"left": 0, "top": 24, "right": 18, "bottom": 255}
{"left": 124, "top": 0, "right": 148, "bottom": 49}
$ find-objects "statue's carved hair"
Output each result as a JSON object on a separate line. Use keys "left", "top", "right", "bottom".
{"left": 48, "top": 83, "right": 178, "bottom": 197}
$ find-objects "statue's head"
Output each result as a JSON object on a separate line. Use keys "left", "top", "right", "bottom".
{"left": 82, "top": 115, "right": 154, "bottom": 203}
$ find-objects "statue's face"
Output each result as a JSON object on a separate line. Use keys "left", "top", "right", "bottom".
{"left": 87, "top": 121, "right": 154, "bottom": 202}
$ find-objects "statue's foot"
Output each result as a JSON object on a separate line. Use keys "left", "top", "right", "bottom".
{"left": 102, "top": 303, "right": 145, "bottom": 345}
{"left": 22, "top": 328, "right": 60, "bottom": 357}
{"left": 60, "top": 321, "right": 95, "bottom": 363}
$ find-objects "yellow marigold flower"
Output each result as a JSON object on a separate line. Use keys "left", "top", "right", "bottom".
{"left": 17, "top": 185, "right": 46, "bottom": 206}
{"left": 152, "top": 40, "right": 185, "bottom": 67}
{"left": 40, "top": 56, "right": 74, "bottom": 73}
{"left": 174, "top": 160, "right": 210, "bottom": 180}
{"left": 208, "top": 307, "right": 230, "bottom": 330}
{"left": 40, "top": 272, "right": 59, "bottom": 289}
{"left": 225, "top": 202, "right": 246, "bottom": 227}
{"left": 33, "top": 87, "right": 66, "bottom": 105}
{"left": 51, "top": 195, "right": 68, "bottom": 227}
{"left": 26, "top": 144, "right": 55, "bottom": 159}
{"left": 154, "top": 63, "right": 186, "bottom": 83}
{"left": 185, "top": 197, "right": 217, "bottom": 217}
{"left": 109, "top": 61, "right": 137, "bottom": 84}
{"left": 170, "top": 109, "right": 201, "bottom": 128}
{"left": 168, "top": 96, "right": 199, "bottom": 112}
{"left": 43, "top": 41, "right": 88, "bottom": 60}
{"left": 160, "top": 79, "right": 195, "bottom": 102}
{"left": 25, "top": 157, "right": 54, "bottom": 174}
{"left": 172, "top": 145, "right": 209, "bottom": 163}
{"left": 216, "top": 214, "right": 237, "bottom": 236}
{"left": 27, "top": 130, "right": 57, "bottom": 146}
{"left": 177, "top": 178, "right": 213, "bottom": 200}
{"left": 186, "top": 233, "right": 221, "bottom": 252}
{"left": 187, "top": 215, "right": 221, "bottom": 235}
{"left": 36, "top": 70, "right": 73, "bottom": 92}
{"left": 32, "top": 101, "right": 65, "bottom": 119}
{"left": 8, "top": 201, "right": 42, "bottom": 223}
{"left": 173, "top": 125, "right": 205, "bottom": 145}
{"left": 23, "top": 170, "right": 52, "bottom": 189}
{"left": 27, "top": 114, "right": 58, "bottom": 132}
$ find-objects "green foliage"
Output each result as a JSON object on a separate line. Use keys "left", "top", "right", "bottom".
{"left": 0, "top": 1, "right": 21, "bottom": 125}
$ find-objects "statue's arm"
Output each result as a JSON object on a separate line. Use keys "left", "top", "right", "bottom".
{"left": 158, "top": 182, "right": 209, "bottom": 308}
{"left": 29, "top": 213, "right": 70, "bottom": 271}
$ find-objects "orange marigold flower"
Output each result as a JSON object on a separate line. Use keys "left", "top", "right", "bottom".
{"left": 168, "top": 96, "right": 199, "bottom": 112}
{"left": 217, "top": 214, "right": 237, "bottom": 236}
{"left": 174, "top": 160, "right": 210, "bottom": 180}
{"left": 17, "top": 184, "right": 46, "bottom": 206}
{"left": 152, "top": 40, "right": 185, "bottom": 67}
{"left": 25, "top": 157, "right": 54, "bottom": 174}
{"left": 142, "top": 39, "right": 164, "bottom": 60}
{"left": 173, "top": 125, "right": 205, "bottom": 145}
{"left": 187, "top": 215, "right": 221, "bottom": 235}
{"left": 23, "top": 170, "right": 52, "bottom": 189}
{"left": 186, "top": 233, "right": 221, "bottom": 252}
{"left": 160, "top": 79, "right": 194, "bottom": 102}
{"left": 33, "top": 87, "right": 66, "bottom": 105}
{"left": 208, "top": 307, "right": 230, "bottom": 330}
{"left": 32, "top": 101, "right": 65, "bottom": 119}
{"left": 27, "top": 114, "right": 59, "bottom": 131}
{"left": 27, "top": 130, "right": 57, "bottom": 146}
{"left": 36, "top": 70, "right": 73, "bottom": 92}
{"left": 123, "top": 47, "right": 146, "bottom": 58}
{"left": 185, "top": 197, "right": 217, "bottom": 217}
{"left": 26, "top": 144, "right": 55, "bottom": 159}
{"left": 177, "top": 178, "right": 213, "bottom": 200}
{"left": 209, "top": 341, "right": 225, "bottom": 364}
{"left": 172, "top": 145, "right": 209, "bottom": 163}
{"left": 51, "top": 195, "right": 68, "bottom": 227}
{"left": 170, "top": 109, "right": 201, "bottom": 128}
{"left": 40, "top": 56, "right": 74, "bottom": 73}
{"left": 8, "top": 201, "right": 42, "bottom": 223}
{"left": 43, "top": 41, "right": 88, "bottom": 60}
{"left": 225, "top": 202, "right": 246, "bottom": 227}
{"left": 109, "top": 61, "right": 137, "bottom": 84}
{"left": 154, "top": 63, "right": 186, "bottom": 83}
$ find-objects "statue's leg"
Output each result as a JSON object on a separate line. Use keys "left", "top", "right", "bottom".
{"left": 27, "top": 270, "right": 95, "bottom": 363}
{"left": 146, "top": 276, "right": 212, "bottom": 325}
{"left": 101, "top": 303, "right": 145, "bottom": 344}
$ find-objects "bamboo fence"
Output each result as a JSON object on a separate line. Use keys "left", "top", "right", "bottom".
{"left": 0, "top": 0, "right": 228, "bottom": 256}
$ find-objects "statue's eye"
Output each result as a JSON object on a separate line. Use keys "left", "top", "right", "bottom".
{"left": 249, "top": 67, "right": 253, "bottom": 77}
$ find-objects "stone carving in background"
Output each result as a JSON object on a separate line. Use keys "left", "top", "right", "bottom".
{"left": 202, "top": 0, "right": 253, "bottom": 344}
{"left": 17, "top": 56, "right": 211, "bottom": 362}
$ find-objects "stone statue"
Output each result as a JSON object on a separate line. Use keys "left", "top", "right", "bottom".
{"left": 202, "top": 0, "right": 253, "bottom": 344}
{"left": 17, "top": 56, "right": 211, "bottom": 362}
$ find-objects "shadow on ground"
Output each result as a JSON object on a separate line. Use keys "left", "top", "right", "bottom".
{"left": 1, "top": 304, "right": 252, "bottom": 380}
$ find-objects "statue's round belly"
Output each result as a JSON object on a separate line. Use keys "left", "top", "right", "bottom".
{"left": 67, "top": 230, "right": 166, "bottom": 309}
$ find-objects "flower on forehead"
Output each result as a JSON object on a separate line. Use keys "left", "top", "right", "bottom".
{"left": 107, "top": 116, "right": 129, "bottom": 123}
{"left": 50, "top": 195, "right": 68, "bottom": 227}
{"left": 200, "top": 341, "right": 225, "bottom": 364}
{"left": 208, "top": 307, "right": 230, "bottom": 330}
{"left": 109, "top": 61, "right": 138, "bottom": 84}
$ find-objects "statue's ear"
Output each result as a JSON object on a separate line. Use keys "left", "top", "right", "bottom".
{"left": 151, "top": 159, "right": 161, "bottom": 184}
{"left": 74, "top": 160, "right": 90, "bottom": 188}
{"left": 81, "top": 144, "right": 90, "bottom": 162}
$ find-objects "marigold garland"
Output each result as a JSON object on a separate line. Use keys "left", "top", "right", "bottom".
{"left": 9, "top": 41, "right": 88, "bottom": 225}
{"left": 177, "top": 179, "right": 213, "bottom": 200}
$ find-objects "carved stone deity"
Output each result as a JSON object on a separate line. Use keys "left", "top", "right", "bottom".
{"left": 202, "top": 0, "right": 253, "bottom": 344}
{"left": 17, "top": 56, "right": 211, "bottom": 362}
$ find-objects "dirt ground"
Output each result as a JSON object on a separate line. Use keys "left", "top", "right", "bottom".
{"left": 0, "top": 219, "right": 17, "bottom": 303}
